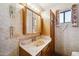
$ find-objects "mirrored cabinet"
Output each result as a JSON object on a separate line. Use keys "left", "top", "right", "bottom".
{"left": 32, "top": 12, "right": 38, "bottom": 33}
{"left": 26, "top": 9, "right": 33, "bottom": 33}
{"left": 22, "top": 5, "right": 41, "bottom": 35}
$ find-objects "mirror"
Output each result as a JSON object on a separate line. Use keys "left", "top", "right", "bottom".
{"left": 23, "top": 7, "right": 41, "bottom": 34}
{"left": 26, "top": 9, "right": 32, "bottom": 33}
{"left": 32, "top": 12, "right": 38, "bottom": 33}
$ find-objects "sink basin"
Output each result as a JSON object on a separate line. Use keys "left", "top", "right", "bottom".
{"left": 32, "top": 39, "right": 45, "bottom": 47}
{"left": 20, "top": 39, "right": 32, "bottom": 45}
{"left": 22, "top": 39, "right": 45, "bottom": 54}
{"left": 20, "top": 38, "right": 45, "bottom": 47}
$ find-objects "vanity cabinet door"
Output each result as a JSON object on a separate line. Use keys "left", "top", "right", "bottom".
{"left": 41, "top": 43, "right": 51, "bottom": 56}
{"left": 19, "top": 46, "right": 31, "bottom": 56}
{"left": 36, "top": 52, "right": 42, "bottom": 56}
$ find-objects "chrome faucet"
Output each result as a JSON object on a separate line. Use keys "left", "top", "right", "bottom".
{"left": 32, "top": 37, "right": 36, "bottom": 42}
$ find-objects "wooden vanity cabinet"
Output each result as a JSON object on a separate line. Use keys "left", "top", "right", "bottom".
{"left": 36, "top": 52, "right": 42, "bottom": 56}
{"left": 19, "top": 46, "right": 42, "bottom": 56}
{"left": 41, "top": 42, "right": 51, "bottom": 56}
{"left": 19, "top": 42, "right": 51, "bottom": 56}
{"left": 19, "top": 46, "right": 31, "bottom": 56}
{"left": 36, "top": 43, "right": 51, "bottom": 56}
{"left": 36, "top": 42, "right": 51, "bottom": 56}
{"left": 19, "top": 46, "right": 41, "bottom": 56}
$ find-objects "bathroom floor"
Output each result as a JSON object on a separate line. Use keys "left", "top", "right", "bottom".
{"left": 54, "top": 52, "right": 63, "bottom": 56}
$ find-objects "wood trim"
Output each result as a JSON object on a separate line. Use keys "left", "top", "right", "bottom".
{"left": 19, "top": 3, "right": 41, "bottom": 16}
{"left": 56, "top": 10, "right": 59, "bottom": 25}
{"left": 25, "top": 33, "right": 40, "bottom": 35}
{"left": 50, "top": 9, "right": 56, "bottom": 55}
{"left": 22, "top": 7, "right": 26, "bottom": 35}
{"left": 40, "top": 17, "right": 43, "bottom": 35}
{"left": 20, "top": 3, "right": 42, "bottom": 35}
{"left": 20, "top": 9, "right": 23, "bottom": 34}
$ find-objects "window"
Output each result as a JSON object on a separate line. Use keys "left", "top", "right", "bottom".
{"left": 59, "top": 10, "right": 71, "bottom": 23}
{"left": 59, "top": 13, "right": 64, "bottom": 23}
{"left": 65, "top": 11, "right": 71, "bottom": 22}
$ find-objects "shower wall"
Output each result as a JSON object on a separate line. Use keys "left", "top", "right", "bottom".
{"left": 55, "top": 23, "right": 79, "bottom": 56}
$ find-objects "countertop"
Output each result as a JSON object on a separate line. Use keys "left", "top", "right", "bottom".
{"left": 20, "top": 36, "right": 51, "bottom": 56}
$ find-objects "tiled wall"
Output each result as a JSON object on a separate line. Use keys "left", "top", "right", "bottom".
{"left": 0, "top": 3, "right": 22, "bottom": 55}
{"left": 55, "top": 23, "right": 79, "bottom": 55}
{"left": 0, "top": 3, "right": 22, "bottom": 39}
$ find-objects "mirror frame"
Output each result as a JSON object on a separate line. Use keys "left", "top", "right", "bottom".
{"left": 20, "top": 4, "right": 41, "bottom": 35}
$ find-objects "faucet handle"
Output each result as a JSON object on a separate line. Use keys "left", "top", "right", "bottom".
{"left": 32, "top": 37, "right": 36, "bottom": 42}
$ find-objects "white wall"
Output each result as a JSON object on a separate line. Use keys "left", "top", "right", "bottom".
{"left": 55, "top": 4, "right": 79, "bottom": 56}
{"left": 0, "top": 3, "right": 22, "bottom": 55}
{"left": 0, "top": 3, "right": 22, "bottom": 38}
{"left": 0, "top": 4, "right": 11, "bottom": 39}
{"left": 55, "top": 23, "right": 79, "bottom": 56}
{"left": 14, "top": 4, "right": 23, "bottom": 35}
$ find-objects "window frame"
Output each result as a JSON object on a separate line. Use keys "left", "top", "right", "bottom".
{"left": 59, "top": 10, "right": 71, "bottom": 23}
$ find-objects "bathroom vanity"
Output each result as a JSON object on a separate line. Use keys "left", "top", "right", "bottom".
{"left": 19, "top": 4, "right": 52, "bottom": 56}
{"left": 19, "top": 36, "right": 51, "bottom": 56}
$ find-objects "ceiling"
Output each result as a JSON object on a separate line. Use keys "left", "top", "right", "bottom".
{"left": 31, "top": 3, "right": 74, "bottom": 12}
{"left": 30, "top": 3, "right": 77, "bottom": 19}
